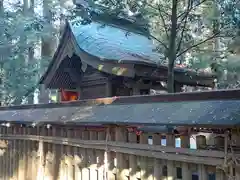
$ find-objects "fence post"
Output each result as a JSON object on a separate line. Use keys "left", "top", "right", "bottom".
{"left": 153, "top": 133, "right": 162, "bottom": 180}
{"left": 128, "top": 130, "right": 137, "bottom": 180}
{"left": 89, "top": 130, "right": 97, "bottom": 180}
{"left": 180, "top": 134, "right": 191, "bottom": 180}
{"left": 97, "top": 130, "right": 105, "bottom": 180}
{"left": 82, "top": 129, "right": 90, "bottom": 180}
{"left": 166, "top": 133, "right": 175, "bottom": 180}
{"left": 115, "top": 126, "right": 127, "bottom": 180}
{"left": 106, "top": 127, "right": 115, "bottom": 180}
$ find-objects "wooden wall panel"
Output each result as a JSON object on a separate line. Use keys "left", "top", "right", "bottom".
{"left": 81, "top": 84, "right": 107, "bottom": 99}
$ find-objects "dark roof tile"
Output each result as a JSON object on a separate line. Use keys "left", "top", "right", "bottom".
{"left": 0, "top": 99, "right": 239, "bottom": 127}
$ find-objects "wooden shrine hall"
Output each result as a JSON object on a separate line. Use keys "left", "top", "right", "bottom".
{"left": 39, "top": 14, "right": 216, "bottom": 101}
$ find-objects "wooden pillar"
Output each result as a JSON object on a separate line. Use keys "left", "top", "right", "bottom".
{"left": 56, "top": 89, "right": 61, "bottom": 102}
{"left": 0, "top": 126, "right": 3, "bottom": 179}
{"left": 74, "top": 128, "right": 82, "bottom": 180}
{"left": 37, "top": 127, "right": 45, "bottom": 180}
{"left": 106, "top": 80, "right": 112, "bottom": 97}
{"left": 26, "top": 127, "right": 32, "bottom": 180}
{"left": 97, "top": 131, "right": 105, "bottom": 180}
{"left": 198, "top": 164, "right": 207, "bottom": 180}
{"left": 140, "top": 133, "right": 148, "bottom": 180}
{"left": 115, "top": 126, "right": 127, "bottom": 180}
{"left": 166, "top": 134, "right": 175, "bottom": 180}
{"left": 180, "top": 135, "right": 191, "bottom": 180}
{"left": 106, "top": 127, "right": 115, "bottom": 180}
{"left": 2, "top": 126, "right": 7, "bottom": 180}
{"left": 44, "top": 127, "right": 55, "bottom": 180}
{"left": 196, "top": 135, "right": 206, "bottom": 149}
{"left": 174, "top": 82, "right": 182, "bottom": 93}
{"left": 128, "top": 131, "right": 138, "bottom": 180}
{"left": 31, "top": 127, "right": 38, "bottom": 180}
{"left": 59, "top": 127, "right": 66, "bottom": 180}
{"left": 132, "top": 87, "right": 140, "bottom": 95}
{"left": 11, "top": 126, "right": 18, "bottom": 179}
{"left": 82, "top": 130, "right": 90, "bottom": 180}
{"left": 153, "top": 134, "right": 162, "bottom": 180}
{"left": 216, "top": 169, "right": 225, "bottom": 180}
{"left": 66, "top": 129, "right": 74, "bottom": 180}
{"left": 6, "top": 126, "right": 11, "bottom": 179}
{"left": 18, "top": 127, "right": 27, "bottom": 180}
{"left": 89, "top": 131, "right": 98, "bottom": 180}
{"left": 51, "top": 127, "right": 61, "bottom": 180}
{"left": 215, "top": 135, "right": 227, "bottom": 180}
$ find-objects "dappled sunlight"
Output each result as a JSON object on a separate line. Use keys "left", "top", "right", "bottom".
{"left": 0, "top": 124, "right": 229, "bottom": 180}
{"left": 111, "top": 67, "right": 128, "bottom": 76}
{"left": 95, "top": 96, "right": 118, "bottom": 105}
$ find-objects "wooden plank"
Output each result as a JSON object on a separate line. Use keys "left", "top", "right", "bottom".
{"left": 140, "top": 133, "right": 148, "bottom": 180}
{"left": 44, "top": 127, "right": 54, "bottom": 180}
{"left": 12, "top": 126, "right": 18, "bottom": 179}
{"left": 31, "top": 128, "right": 38, "bottom": 180}
{"left": 97, "top": 131, "right": 105, "bottom": 180}
{"left": 73, "top": 128, "right": 82, "bottom": 180}
{"left": 115, "top": 126, "right": 127, "bottom": 180}
{"left": 36, "top": 128, "right": 45, "bottom": 180}
{"left": 18, "top": 127, "right": 26, "bottom": 180}
{"left": 128, "top": 132, "right": 138, "bottom": 180}
{"left": 6, "top": 127, "right": 11, "bottom": 179}
{"left": 198, "top": 164, "right": 208, "bottom": 180}
{"left": 166, "top": 134, "right": 175, "bottom": 180}
{"left": 1, "top": 126, "right": 6, "bottom": 180}
{"left": 66, "top": 128, "right": 74, "bottom": 180}
{"left": 0, "top": 134, "right": 226, "bottom": 165}
{"left": 152, "top": 134, "right": 161, "bottom": 180}
{"left": 26, "top": 127, "right": 32, "bottom": 180}
{"left": 106, "top": 127, "right": 115, "bottom": 180}
{"left": 196, "top": 135, "right": 207, "bottom": 149}
{"left": 82, "top": 130, "right": 90, "bottom": 180}
{"left": 89, "top": 131, "right": 98, "bottom": 180}
{"left": 216, "top": 169, "right": 225, "bottom": 180}
{"left": 52, "top": 127, "right": 61, "bottom": 180}
{"left": 180, "top": 134, "right": 191, "bottom": 180}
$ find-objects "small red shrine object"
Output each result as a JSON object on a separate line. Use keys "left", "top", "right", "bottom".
{"left": 60, "top": 89, "right": 79, "bottom": 102}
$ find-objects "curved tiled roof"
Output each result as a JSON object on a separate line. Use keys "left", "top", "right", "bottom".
{"left": 70, "top": 21, "right": 163, "bottom": 64}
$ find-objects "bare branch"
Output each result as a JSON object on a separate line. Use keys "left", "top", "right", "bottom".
{"left": 149, "top": 34, "right": 169, "bottom": 50}
{"left": 146, "top": 1, "right": 171, "bottom": 39}
{"left": 176, "top": 0, "right": 192, "bottom": 53}
{"left": 156, "top": 4, "right": 169, "bottom": 39}
{"left": 177, "top": 32, "right": 220, "bottom": 57}
{"left": 177, "top": 0, "right": 208, "bottom": 21}
{"left": 177, "top": 18, "right": 234, "bottom": 57}
{"left": 146, "top": 2, "right": 170, "bottom": 17}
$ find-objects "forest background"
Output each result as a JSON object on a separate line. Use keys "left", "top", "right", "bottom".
{"left": 0, "top": 0, "right": 240, "bottom": 105}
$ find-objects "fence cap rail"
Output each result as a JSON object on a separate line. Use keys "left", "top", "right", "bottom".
{"left": 0, "top": 89, "right": 239, "bottom": 127}
{"left": 1, "top": 88, "right": 240, "bottom": 110}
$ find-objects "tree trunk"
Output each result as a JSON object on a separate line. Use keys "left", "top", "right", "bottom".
{"left": 167, "top": 0, "right": 178, "bottom": 93}
{"left": 0, "top": 0, "right": 3, "bottom": 106}
{"left": 39, "top": 0, "right": 57, "bottom": 103}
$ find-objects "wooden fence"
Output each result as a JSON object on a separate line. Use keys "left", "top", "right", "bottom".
{"left": 0, "top": 124, "right": 233, "bottom": 180}
{"left": 0, "top": 89, "right": 240, "bottom": 180}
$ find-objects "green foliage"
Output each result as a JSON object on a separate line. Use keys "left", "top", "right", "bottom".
{"left": 0, "top": 0, "right": 77, "bottom": 105}
{"left": 1, "top": 0, "right": 240, "bottom": 104}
